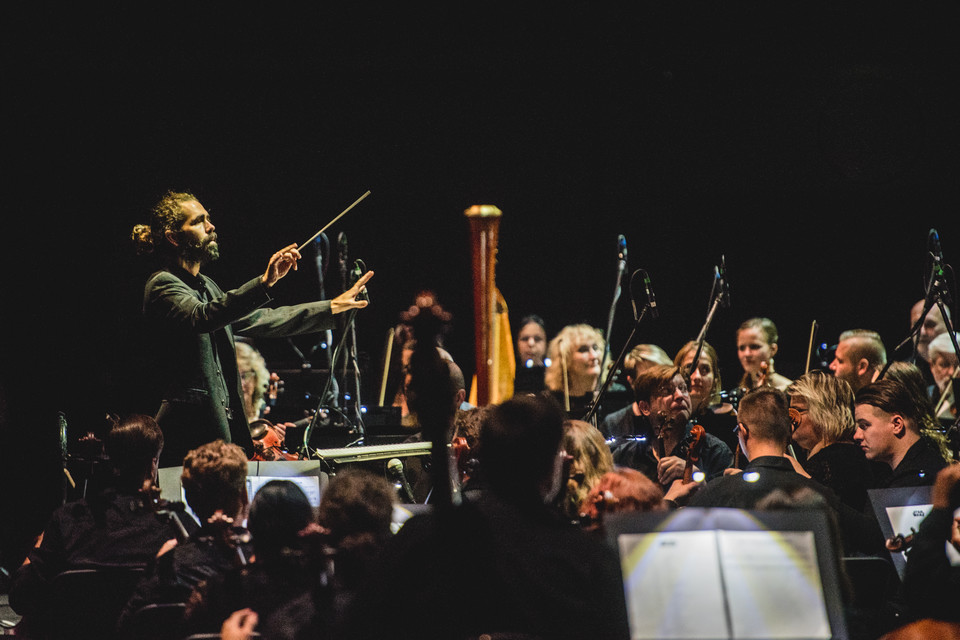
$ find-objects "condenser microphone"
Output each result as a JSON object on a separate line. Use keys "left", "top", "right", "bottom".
{"left": 642, "top": 270, "right": 659, "bottom": 319}
{"left": 387, "top": 458, "right": 416, "bottom": 503}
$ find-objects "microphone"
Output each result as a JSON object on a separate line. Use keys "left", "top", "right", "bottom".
{"left": 337, "top": 232, "right": 349, "bottom": 286}
{"left": 642, "top": 270, "right": 659, "bottom": 319}
{"left": 617, "top": 234, "right": 628, "bottom": 266}
{"left": 352, "top": 259, "right": 370, "bottom": 302}
{"left": 930, "top": 228, "right": 943, "bottom": 263}
{"left": 387, "top": 458, "right": 416, "bottom": 503}
{"left": 338, "top": 232, "right": 348, "bottom": 263}
{"left": 313, "top": 233, "right": 327, "bottom": 297}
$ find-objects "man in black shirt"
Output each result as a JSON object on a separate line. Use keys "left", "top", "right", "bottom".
{"left": 688, "top": 387, "right": 837, "bottom": 510}
{"left": 611, "top": 364, "right": 732, "bottom": 490}
{"left": 854, "top": 379, "right": 948, "bottom": 488}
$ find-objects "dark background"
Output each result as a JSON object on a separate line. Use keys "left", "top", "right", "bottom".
{"left": 2, "top": 3, "right": 959, "bottom": 568}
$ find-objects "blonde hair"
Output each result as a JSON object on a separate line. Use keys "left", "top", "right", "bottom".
{"left": 561, "top": 420, "right": 615, "bottom": 520}
{"left": 236, "top": 341, "right": 271, "bottom": 421}
{"left": 625, "top": 344, "right": 672, "bottom": 377}
{"left": 544, "top": 324, "right": 606, "bottom": 393}
{"left": 787, "top": 370, "right": 856, "bottom": 444}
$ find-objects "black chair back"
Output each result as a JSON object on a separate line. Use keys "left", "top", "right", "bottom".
{"left": 46, "top": 566, "right": 146, "bottom": 640}
{"left": 125, "top": 602, "right": 187, "bottom": 640}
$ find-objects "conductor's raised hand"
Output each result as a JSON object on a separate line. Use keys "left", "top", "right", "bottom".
{"left": 331, "top": 270, "right": 374, "bottom": 315}
{"left": 261, "top": 243, "right": 302, "bottom": 287}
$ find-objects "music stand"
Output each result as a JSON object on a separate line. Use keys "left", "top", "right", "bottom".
{"left": 605, "top": 507, "right": 849, "bottom": 640}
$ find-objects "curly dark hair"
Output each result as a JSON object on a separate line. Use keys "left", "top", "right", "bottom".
{"left": 180, "top": 439, "right": 249, "bottom": 521}
{"left": 131, "top": 190, "right": 197, "bottom": 256}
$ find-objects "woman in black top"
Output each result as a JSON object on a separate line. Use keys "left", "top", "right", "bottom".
{"left": 787, "top": 371, "right": 878, "bottom": 511}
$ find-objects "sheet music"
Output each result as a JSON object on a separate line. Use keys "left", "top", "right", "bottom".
{"left": 247, "top": 475, "right": 322, "bottom": 508}
{"left": 619, "top": 529, "right": 831, "bottom": 640}
{"left": 717, "top": 530, "right": 831, "bottom": 640}
{"left": 619, "top": 531, "right": 730, "bottom": 639}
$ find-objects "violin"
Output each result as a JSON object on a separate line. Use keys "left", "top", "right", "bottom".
{"left": 682, "top": 424, "right": 706, "bottom": 484}
{"left": 451, "top": 436, "right": 471, "bottom": 485}
{"left": 249, "top": 419, "right": 299, "bottom": 461}
{"left": 201, "top": 511, "right": 252, "bottom": 566}
{"left": 885, "top": 529, "right": 917, "bottom": 553}
{"left": 139, "top": 481, "right": 191, "bottom": 542}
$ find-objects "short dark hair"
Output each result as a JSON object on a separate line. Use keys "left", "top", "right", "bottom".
{"left": 632, "top": 364, "right": 682, "bottom": 404}
{"left": 738, "top": 387, "right": 792, "bottom": 447}
{"left": 479, "top": 394, "right": 565, "bottom": 500}
{"left": 104, "top": 414, "right": 164, "bottom": 490}
{"left": 317, "top": 467, "right": 397, "bottom": 545}
{"left": 855, "top": 379, "right": 922, "bottom": 433}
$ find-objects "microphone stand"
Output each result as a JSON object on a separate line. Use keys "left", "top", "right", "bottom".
{"left": 584, "top": 304, "right": 653, "bottom": 425}
{"left": 689, "top": 264, "right": 730, "bottom": 378}
{"left": 313, "top": 233, "right": 339, "bottom": 405}
{"left": 878, "top": 243, "right": 956, "bottom": 380}
{"left": 301, "top": 308, "right": 364, "bottom": 456}
{"left": 599, "top": 255, "right": 628, "bottom": 394}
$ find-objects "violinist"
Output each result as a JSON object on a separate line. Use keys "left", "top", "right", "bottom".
{"left": 131, "top": 190, "right": 373, "bottom": 467}
{"left": 543, "top": 324, "right": 606, "bottom": 422}
{"left": 735, "top": 317, "right": 793, "bottom": 393}
{"left": 118, "top": 440, "right": 254, "bottom": 638}
{"left": 787, "top": 371, "right": 879, "bottom": 511}
{"left": 235, "top": 340, "right": 301, "bottom": 461}
{"left": 600, "top": 343, "right": 672, "bottom": 440}
{"left": 674, "top": 340, "right": 739, "bottom": 453}
{"left": 10, "top": 415, "right": 192, "bottom": 636}
{"left": 609, "top": 364, "right": 733, "bottom": 492}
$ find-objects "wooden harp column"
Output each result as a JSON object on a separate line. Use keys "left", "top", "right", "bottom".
{"left": 465, "top": 205, "right": 502, "bottom": 407}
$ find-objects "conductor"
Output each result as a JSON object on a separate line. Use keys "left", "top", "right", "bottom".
{"left": 131, "top": 190, "right": 374, "bottom": 466}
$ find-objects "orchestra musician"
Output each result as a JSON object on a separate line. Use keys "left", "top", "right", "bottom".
{"left": 674, "top": 340, "right": 739, "bottom": 453}
{"left": 11, "top": 415, "right": 192, "bottom": 637}
{"left": 599, "top": 343, "right": 673, "bottom": 440}
{"left": 787, "top": 370, "right": 879, "bottom": 511}
{"left": 131, "top": 190, "right": 373, "bottom": 466}
{"left": 854, "top": 378, "right": 950, "bottom": 488}
{"left": 543, "top": 324, "right": 607, "bottom": 422}
{"left": 735, "top": 317, "right": 793, "bottom": 393}
{"left": 609, "top": 364, "right": 732, "bottom": 491}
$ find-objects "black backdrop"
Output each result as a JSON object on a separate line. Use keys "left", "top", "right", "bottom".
{"left": 2, "top": 3, "right": 959, "bottom": 567}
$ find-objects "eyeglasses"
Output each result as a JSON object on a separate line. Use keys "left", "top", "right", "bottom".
{"left": 657, "top": 383, "right": 688, "bottom": 396}
{"left": 733, "top": 422, "right": 749, "bottom": 437}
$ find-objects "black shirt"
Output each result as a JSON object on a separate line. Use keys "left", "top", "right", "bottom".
{"left": 886, "top": 436, "right": 948, "bottom": 488}
{"left": 610, "top": 419, "right": 734, "bottom": 487}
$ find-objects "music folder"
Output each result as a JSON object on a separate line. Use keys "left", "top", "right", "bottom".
{"left": 605, "top": 507, "right": 849, "bottom": 640}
